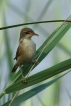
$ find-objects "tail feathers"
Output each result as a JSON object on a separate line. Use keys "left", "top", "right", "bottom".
{"left": 12, "top": 65, "right": 18, "bottom": 72}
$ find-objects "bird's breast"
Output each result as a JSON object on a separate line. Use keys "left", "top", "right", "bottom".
{"left": 19, "top": 39, "right": 36, "bottom": 63}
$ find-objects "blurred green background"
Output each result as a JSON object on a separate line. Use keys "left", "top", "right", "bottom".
{"left": 0, "top": 0, "right": 71, "bottom": 106}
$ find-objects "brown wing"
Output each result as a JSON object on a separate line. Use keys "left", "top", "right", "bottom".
{"left": 14, "top": 45, "right": 23, "bottom": 60}
{"left": 14, "top": 39, "right": 25, "bottom": 60}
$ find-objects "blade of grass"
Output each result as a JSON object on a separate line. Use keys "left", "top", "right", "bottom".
{"left": 0, "top": 0, "right": 3, "bottom": 9}
{"left": 3, "top": 58, "right": 71, "bottom": 94}
{"left": 33, "top": 0, "right": 53, "bottom": 28}
{"left": 3, "top": 13, "right": 13, "bottom": 79}
{"left": 0, "top": 20, "right": 71, "bottom": 30}
{"left": 1, "top": 70, "right": 71, "bottom": 106}
{"left": 36, "top": 95, "right": 46, "bottom": 106}
{"left": 66, "top": 88, "right": 71, "bottom": 99}
{"left": 53, "top": 46, "right": 60, "bottom": 106}
{"left": 53, "top": 81, "right": 60, "bottom": 106}
{"left": 24, "top": 0, "right": 31, "bottom": 22}
{"left": 2, "top": 10, "right": 15, "bottom": 103}
{"left": 58, "top": 43, "right": 71, "bottom": 56}
{"left": 35, "top": 0, "right": 53, "bottom": 21}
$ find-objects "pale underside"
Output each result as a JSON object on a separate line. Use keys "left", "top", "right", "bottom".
{"left": 15, "top": 38, "right": 36, "bottom": 66}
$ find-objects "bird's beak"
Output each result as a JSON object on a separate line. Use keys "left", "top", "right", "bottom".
{"left": 34, "top": 33, "right": 39, "bottom": 36}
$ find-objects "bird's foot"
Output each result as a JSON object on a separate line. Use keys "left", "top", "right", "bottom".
{"left": 32, "top": 60, "right": 39, "bottom": 65}
{"left": 22, "top": 78, "right": 27, "bottom": 84}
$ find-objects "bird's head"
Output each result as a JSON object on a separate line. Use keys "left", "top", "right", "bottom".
{"left": 20, "top": 28, "right": 38, "bottom": 40}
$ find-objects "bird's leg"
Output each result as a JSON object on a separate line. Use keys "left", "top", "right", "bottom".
{"left": 32, "top": 60, "right": 39, "bottom": 65}
{"left": 19, "top": 66, "right": 27, "bottom": 84}
{"left": 25, "top": 60, "right": 39, "bottom": 79}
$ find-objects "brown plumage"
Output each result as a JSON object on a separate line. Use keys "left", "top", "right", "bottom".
{"left": 12, "top": 28, "right": 38, "bottom": 72}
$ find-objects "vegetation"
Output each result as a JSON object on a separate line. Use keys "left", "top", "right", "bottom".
{"left": 0, "top": 0, "right": 71, "bottom": 106}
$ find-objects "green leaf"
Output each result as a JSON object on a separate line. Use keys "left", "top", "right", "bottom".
{"left": 4, "top": 58, "right": 71, "bottom": 93}
{"left": 1, "top": 70, "right": 70, "bottom": 106}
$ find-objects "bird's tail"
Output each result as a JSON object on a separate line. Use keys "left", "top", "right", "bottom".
{"left": 12, "top": 64, "right": 18, "bottom": 72}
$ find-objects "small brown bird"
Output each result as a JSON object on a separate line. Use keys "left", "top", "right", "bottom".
{"left": 12, "top": 28, "right": 38, "bottom": 82}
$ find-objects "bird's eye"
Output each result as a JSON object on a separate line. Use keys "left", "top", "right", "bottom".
{"left": 25, "top": 32, "right": 29, "bottom": 34}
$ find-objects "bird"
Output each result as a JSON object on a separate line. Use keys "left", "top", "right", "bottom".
{"left": 12, "top": 27, "right": 39, "bottom": 83}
